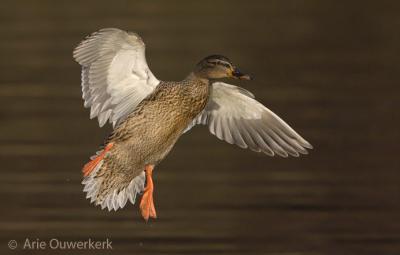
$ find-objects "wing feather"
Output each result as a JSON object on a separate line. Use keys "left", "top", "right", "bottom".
{"left": 73, "top": 28, "right": 160, "bottom": 127}
{"left": 186, "top": 82, "right": 312, "bottom": 157}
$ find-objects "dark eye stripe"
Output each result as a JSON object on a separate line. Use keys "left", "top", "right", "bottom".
{"left": 217, "top": 61, "right": 231, "bottom": 68}
{"left": 206, "top": 61, "right": 216, "bottom": 68}
{"left": 206, "top": 60, "right": 232, "bottom": 68}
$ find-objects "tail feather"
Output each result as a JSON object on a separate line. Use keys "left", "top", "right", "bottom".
{"left": 81, "top": 143, "right": 146, "bottom": 211}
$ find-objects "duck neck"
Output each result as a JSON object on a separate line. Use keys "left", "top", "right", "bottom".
{"left": 183, "top": 72, "right": 211, "bottom": 101}
{"left": 182, "top": 72, "right": 211, "bottom": 117}
{"left": 185, "top": 72, "right": 210, "bottom": 85}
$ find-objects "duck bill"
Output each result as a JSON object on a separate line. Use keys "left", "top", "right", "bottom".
{"left": 232, "top": 68, "right": 253, "bottom": 80}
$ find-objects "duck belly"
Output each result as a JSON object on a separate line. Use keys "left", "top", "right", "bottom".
{"left": 82, "top": 81, "right": 208, "bottom": 207}
{"left": 110, "top": 82, "right": 208, "bottom": 169}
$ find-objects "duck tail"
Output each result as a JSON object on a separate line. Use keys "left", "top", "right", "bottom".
{"left": 81, "top": 143, "right": 146, "bottom": 211}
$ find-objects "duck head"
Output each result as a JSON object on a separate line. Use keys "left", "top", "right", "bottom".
{"left": 194, "top": 55, "right": 252, "bottom": 81}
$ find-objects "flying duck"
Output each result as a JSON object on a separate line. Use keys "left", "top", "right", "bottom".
{"left": 73, "top": 28, "right": 312, "bottom": 221}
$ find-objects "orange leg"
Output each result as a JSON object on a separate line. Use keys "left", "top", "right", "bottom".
{"left": 140, "top": 165, "right": 157, "bottom": 221}
{"left": 82, "top": 143, "right": 114, "bottom": 177}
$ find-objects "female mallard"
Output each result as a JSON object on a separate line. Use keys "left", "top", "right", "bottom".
{"left": 73, "top": 28, "right": 312, "bottom": 221}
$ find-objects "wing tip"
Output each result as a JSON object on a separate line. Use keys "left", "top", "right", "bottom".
{"left": 303, "top": 142, "right": 313, "bottom": 150}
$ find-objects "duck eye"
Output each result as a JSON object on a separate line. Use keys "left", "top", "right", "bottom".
{"left": 205, "top": 61, "right": 216, "bottom": 67}
{"left": 216, "top": 61, "right": 228, "bottom": 68}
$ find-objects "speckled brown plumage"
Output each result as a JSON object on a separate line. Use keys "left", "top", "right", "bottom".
{"left": 94, "top": 75, "right": 209, "bottom": 203}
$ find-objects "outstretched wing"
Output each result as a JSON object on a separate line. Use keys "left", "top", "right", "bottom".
{"left": 73, "top": 28, "right": 160, "bottom": 127}
{"left": 188, "top": 82, "right": 313, "bottom": 157}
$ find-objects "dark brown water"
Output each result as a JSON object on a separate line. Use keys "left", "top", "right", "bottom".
{"left": 1, "top": 1, "right": 399, "bottom": 254}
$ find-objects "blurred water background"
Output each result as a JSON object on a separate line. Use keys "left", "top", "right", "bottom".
{"left": 0, "top": 1, "right": 399, "bottom": 254}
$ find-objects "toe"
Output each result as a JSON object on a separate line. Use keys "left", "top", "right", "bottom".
{"left": 140, "top": 194, "right": 151, "bottom": 221}
{"left": 149, "top": 195, "right": 157, "bottom": 219}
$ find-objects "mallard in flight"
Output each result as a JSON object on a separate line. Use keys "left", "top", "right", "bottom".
{"left": 73, "top": 28, "right": 312, "bottom": 221}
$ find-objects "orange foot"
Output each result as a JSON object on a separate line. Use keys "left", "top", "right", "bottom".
{"left": 140, "top": 165, "right": 157, "bottom": 221}
{"left": 82, "top": 143, "right": 113, "bottom": 177}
